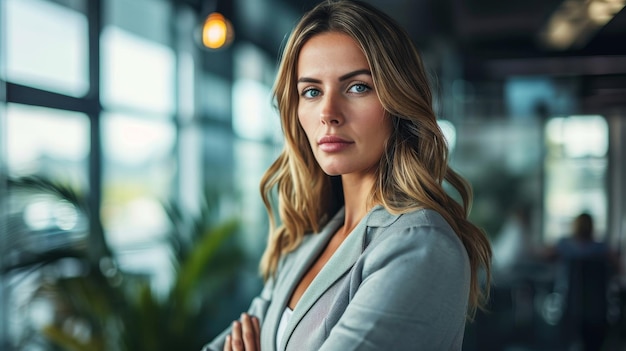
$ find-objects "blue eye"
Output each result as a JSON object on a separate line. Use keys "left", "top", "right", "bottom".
{"left": 349, "top": 83, "right": 370, "bottom": 93}
{"left": 302, "top": 88, "right": 321, "bottom": 98}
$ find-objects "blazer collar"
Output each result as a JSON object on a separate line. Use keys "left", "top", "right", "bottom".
{"left": 264, "top": 208, "right": 344, "bottom": 350}
{"left": 278, "top": 205, "right": 401, "bottom": 349}
{"left": 365, "top": 205, "right": 402, "bottom": 228}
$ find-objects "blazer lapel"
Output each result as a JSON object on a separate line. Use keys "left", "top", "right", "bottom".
{"left": 281, "top": 207, "right": 377, "bottom": 348}
{"left": 264, "top": 208, "right": 345, "bottom": 350}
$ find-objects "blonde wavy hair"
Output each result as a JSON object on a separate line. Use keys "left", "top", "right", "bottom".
{"left": 259, "top": 0, "right": 492, "bottom": 317}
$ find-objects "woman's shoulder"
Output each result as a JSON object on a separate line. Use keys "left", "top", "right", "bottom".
{"left": 365, "top": 206, "right": 464, "bottom": 254}
{"left": 367, "top": 205, "right": 454, "bottom": 233}
{"left": 360, "top": 206, "right": 470, "bottom": 282}
{"left": 401, "top": 207, "right": 452, "bottom": 229}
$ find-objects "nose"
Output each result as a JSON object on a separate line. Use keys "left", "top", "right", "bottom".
{"left": 320, "top": 94, "right": 343, "bottom": 125}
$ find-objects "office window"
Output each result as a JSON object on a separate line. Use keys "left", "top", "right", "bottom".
{"left": 101, "top": 0, "right": 175, "bottom": 116}
{"left": 3, "top": 0, "right": 88, "bottom": 97}
{"left": 99, "top": 0, "right": 177, "bottom": 294}
{"left": 5, "top": 103, "right": 89, "bottom": 186}
{"left": 544, "top": 115, "right": 608, "bottom": 242}
{"left": 101, "top": 26, "right": 175, "bottom": 115}
{"left": 231, "top": 43, "right": 282, "bottom": 259}
{"left": 100, "top": 112, "right": 176, "bottom": 293}
{"left": 1, "top": 103, "right": 90, "bottom": 351}
{"left": 232, "top": 43, "right": 281, "bottom": 142}
{"left": 233, "top": 139, "right": 280, "bottom": 257}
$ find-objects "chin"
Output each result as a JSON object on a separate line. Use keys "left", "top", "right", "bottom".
{"left": 321, "top": 169, "right": 342, "bottom": 176}
{"left": 319, "top": 166, "right": 345, "bottom": 177}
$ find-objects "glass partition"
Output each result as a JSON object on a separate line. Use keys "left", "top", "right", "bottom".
{"left": 5, "top": 103, "right": 89, "bottom": 186}
{"left": 100, "top": 112, "right": 176, "bottom": 294}
{"left": 543, "top": 115, "right": 609, "bottom": 243}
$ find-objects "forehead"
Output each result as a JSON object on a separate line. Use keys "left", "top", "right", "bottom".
{"left": 297, "top": 32, "right": 369, "bottom": 76}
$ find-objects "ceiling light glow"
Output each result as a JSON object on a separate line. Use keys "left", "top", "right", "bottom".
{"left": 202, "top": 12, "right": 234, "bottom": 50}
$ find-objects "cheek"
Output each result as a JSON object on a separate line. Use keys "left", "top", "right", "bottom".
{"left": 375, "top": 116, "right": 394, "bottom": 153}
{"left": 373, "top": 114, "right": 392, "bottom": 137}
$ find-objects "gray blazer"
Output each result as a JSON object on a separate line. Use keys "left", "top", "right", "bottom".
{"left": 203, "top": 205, "right": 470, "bottom": 351}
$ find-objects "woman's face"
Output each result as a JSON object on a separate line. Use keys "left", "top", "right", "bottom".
{"left": 296, "top": 32, "right": 392, "bottom": 178}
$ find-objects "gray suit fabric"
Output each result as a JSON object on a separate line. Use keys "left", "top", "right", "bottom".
{"left": 202, "top": 205, "right": 470, "bottom": 351}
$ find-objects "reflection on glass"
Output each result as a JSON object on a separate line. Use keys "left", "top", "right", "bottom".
{"left": 232, "top": 79, "right": 281, "bottom": 142}
{"left": 4, "top": 0, "right": 88, "bottom": 97}
{"left": 8, "top": 194, "right": 89, "bottom": 256}
{"left": 234, "top": 139, "right": 279, "bottom": 256}
{"left": 6, "top": 103, "right": 89, "bottom": 185}
{"left": 101, "top": 26, "right": 175, "bottom": 115}
{"left": 101, "top": 113, "right": 176, "bottom": 293}
{"left": 546, "top": 115, "right": 608, "bottom": 158}
{"left": 102, "top": 112, "right": 175, "bottom": 166}
{"left": 23, "top": 197, "right": 79, "bottom": 231}
{"left": 2, "top": 103, "right": 90, "bottom": 349}
{"left": 232, "top": 43, "right": 281, "bottom": 142}
{"left": 544, "top": 115, "right": 608, "bottom": 242}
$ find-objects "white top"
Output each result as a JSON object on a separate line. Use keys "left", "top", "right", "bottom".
{"left": 275, "top": 307, "right": 293, "bottom": 350}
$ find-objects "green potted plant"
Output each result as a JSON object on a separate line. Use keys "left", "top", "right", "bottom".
{"left": 2, "top": 175, "right": 244, "bottom": 351}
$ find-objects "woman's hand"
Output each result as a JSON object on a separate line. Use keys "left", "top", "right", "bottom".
{"left": 224, "top": 313, "right": 261, "bottom": 351}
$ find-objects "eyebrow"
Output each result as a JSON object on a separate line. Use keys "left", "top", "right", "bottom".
{"left": 297, "top": 69, "right": 372, "bottom": 84}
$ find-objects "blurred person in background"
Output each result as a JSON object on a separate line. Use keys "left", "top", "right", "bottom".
{"left": 545, "top": 212, "right": 621, "bottom": 351}
{"left": 202, "top": 0, "right": 492, "bottom": 350}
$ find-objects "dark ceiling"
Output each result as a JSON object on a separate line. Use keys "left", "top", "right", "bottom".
{"left": 182, "top": 0, "right": 626, "bottom": 110}
{"left": 289, "top": 0, "right": 626, "bottom": 72}
{"left": 287, "top": 0, "right": 626, "bottom": 111}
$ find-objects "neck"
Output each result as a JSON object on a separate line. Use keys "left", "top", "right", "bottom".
{"left": 339, "top": 173, "right": 377, "bottom": 237}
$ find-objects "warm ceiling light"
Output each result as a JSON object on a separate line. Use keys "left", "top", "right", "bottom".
{"left": 539, "top": 0, "right": 625, "bottom": 50}
{"left": 202, "top": 12, "right": 234, "bottom": 50}
{"left": 590, "top": 0, "right": 626, "bottom": 24}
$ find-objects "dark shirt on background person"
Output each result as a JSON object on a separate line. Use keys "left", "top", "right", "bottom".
{"left": 546, "top": 213, "right": 619, "bottom": 351}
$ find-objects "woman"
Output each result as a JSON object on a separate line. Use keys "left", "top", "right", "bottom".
{"left": 203, "top": 1, "right": 491, "bottom": 350}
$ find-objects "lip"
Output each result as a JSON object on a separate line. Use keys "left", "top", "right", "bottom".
{"left": 317, "top": 135, "right": 353, "bottom": 152}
